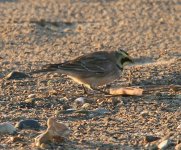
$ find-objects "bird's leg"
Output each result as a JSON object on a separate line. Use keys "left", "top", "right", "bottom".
{"left": 91, "top": 86, "right": 111, "bottom": 95}
{"left": 82, "top": 84, "right": 88, "bottom": 94}
{"left": 128, "top": 70, "right": 132, "bottom": 86}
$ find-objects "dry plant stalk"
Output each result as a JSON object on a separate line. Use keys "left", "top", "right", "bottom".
{"left": 109, "top": 86, "right": 143, "bottom": 96}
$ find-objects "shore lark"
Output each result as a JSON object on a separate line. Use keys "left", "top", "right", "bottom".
{"left": 31, "top": 49, "right": 133, "bottom": 93}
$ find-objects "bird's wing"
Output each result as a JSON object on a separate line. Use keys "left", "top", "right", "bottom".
{"left": 57, "top": 52, "right": 115, "bottom": 76}
{"left": 32, "top": 52, "right": 117, "bottom": 78}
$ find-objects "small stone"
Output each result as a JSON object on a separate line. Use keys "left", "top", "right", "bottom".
{"left": 35, "top": 131, "right": 50, "bottom": 147}
{"left": 0, "top": 144, "right": 7, "bottom": 149}
{"left": 177, "top": 124, "right": 181, "bottom": 129}
{"left": 47, "top": 117, "right": 70, "bottom": 138}
{"left": 0, "top": 122, "right": 16, "bottom": 134}
{"left": 5, "top": 71, "right": 30, "bottom": 80}
{"left": 82, "top": 103, "right": 90, "bottom": 109}
{"left": 28, "top": 94, "right": 36, "bottom": 98}
{"left": 74, "top": 97, "right": 85, "bottom": 105}
{"left": 35, "top": 117, "right": 70, "bottom": 148}
{"left": 15, "top": 119, "right": 41, "bottom": 130}
{"left": 175, "top": 143, "right": 181, "bottom": 150}
{"left": 144, "top": 135, "right": 160, "bottom": 143}
{"left": 140, "top": 111, "right": 149, "bottom": 117}
{"left": 66, "top": 108, "right": 76, "bottom": 111}
{"left": 88, "top": 114, "right": 94, "bottom": 118}
{"left": 145, "top": 143, "right": 158, "bottom": 150}
{"left": 158, "top": 139, "right": 171, "bottom": 150}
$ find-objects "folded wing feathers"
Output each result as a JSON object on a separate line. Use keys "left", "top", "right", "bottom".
{"left": 38, "top": 52, "right": 114, "bottom": 74}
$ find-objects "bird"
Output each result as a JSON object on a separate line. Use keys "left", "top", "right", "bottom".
{"left": 31, "top": 49, "right": 133, "bottom": 94}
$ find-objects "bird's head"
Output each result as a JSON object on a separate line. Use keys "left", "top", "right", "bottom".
{"left": 115, "top": 49, "right": 133, "bottom": 69}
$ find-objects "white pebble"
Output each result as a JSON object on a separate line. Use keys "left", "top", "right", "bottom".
{"left": 158, "top": 139, "right": 171, "bottom": 150}
{"left": 66, "top": 109, "right": 76, "bottom": 111}
{"left": 74, "top": 97, "right": 85, "bottom": 104}
{"left": 140, "top": 110, "right": 149, "bottom": 116}
{"left": 28, "top": 94, "right": 36, "bottom": 98}
{"left": 177, "top": 124, "right": 181, "bottom": 129}
{"left": 0, "top": 122, "right": 16, "bottom": 134}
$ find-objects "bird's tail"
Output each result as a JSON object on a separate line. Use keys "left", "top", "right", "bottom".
{"left": 29, "top": 64, "right": 61, "bottom": 75}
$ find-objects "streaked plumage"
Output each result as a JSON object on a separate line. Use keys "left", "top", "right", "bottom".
{"left": 31, "top": 49, "right": 133, "bottom": 92}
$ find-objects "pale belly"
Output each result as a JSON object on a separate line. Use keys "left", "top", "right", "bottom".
{"left": 68, "top": 76, "right": 91, "bottom": 89}
{"left": 68, "top": 73, "right": 120, "bottom": 89}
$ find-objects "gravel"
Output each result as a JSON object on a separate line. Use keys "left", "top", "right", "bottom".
{"left": 0, "top": 0, "right": 181, "bottom": 149}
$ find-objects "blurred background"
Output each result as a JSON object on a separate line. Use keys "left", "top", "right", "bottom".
{"left": 0, "top": 0, "right": 180, "bottom": 71}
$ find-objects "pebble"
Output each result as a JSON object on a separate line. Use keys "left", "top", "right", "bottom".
{"left": 27, "top": 94, "right": 36, "bottom": 98}
{"left": 140, "top": 111, "right": 149, "bottom": 117}
{"left": 0, "top": 122, "right": 16, "bottom": 134}
{"left": 158, "top": 139, "right": 171, "bottom": 150}
{"left": 145, "top": 143, "right": 158, "bottom": 150}
{"left": 0, "top": 144, "right": 7, "bottom": 149}
{"left": 177, "top": 124, "right": 181, "bottom": 129}
{"left": 175, "top": 143, "right": 181, "bottom": 150}
{"left": 15, "top": 119, "right": 41, "bottom": 130}
{"left": 74, "top": 97, "right": 85, "bottom": 105}
{"left": 66, "top": 108, "right": 76, "bottom": 111}
{"left": 35, "top": 117, "right": 70, "bottom": 147}
{"left": 144, "top": 135, "right": 160, "bottom": 143}
{"left": 5, "top": 71, "right": 30, "bottom": 80}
